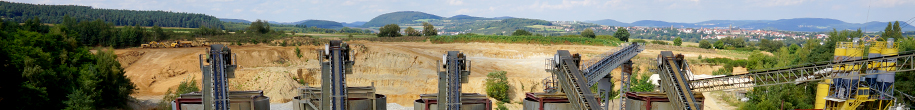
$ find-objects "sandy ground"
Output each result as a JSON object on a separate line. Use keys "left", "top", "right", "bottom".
{"left": 117, "top": 41, "right": 742, "bottom": 110}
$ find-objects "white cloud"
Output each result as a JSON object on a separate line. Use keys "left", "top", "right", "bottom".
{"left": 342, "top": 1, "right": 356, "bottom": 5}
{"left": 870, "top": 0, "right": 915, "bottom": 7}
{"left": 747, "top": 0, "right": 812, "bottom": 7}
{"left": 455, "top": 8, "right": 474, "bottom": 14}
{"left": 526, "top": 0, "right": 599, "bottom": 10}
{"left": 250, "top": 8, "right": 265, "bottom": 14}
{"left": 448, "top": 0, "right": 464, "bottom": 5}
{"left": 211, "top": 8, "right": 221, "bottom": 11}
{"left": 233, "top": 9, "right": 243, "bottom": 12}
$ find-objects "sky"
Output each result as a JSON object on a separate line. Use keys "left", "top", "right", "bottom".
{"left": 9, "top": 0, "right": 915, "bottom": 23}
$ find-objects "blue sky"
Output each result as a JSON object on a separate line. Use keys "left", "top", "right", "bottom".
{"left": 10, "top": 0, "right": 915, "bottom": 23}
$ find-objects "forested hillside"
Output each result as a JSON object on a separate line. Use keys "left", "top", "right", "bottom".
{"left": 297, "top": 20, "right": 344, "bottom": 29}
{"left": 0, "top": 1, "right": 223, "bottom": 28}
{"left": 0, "top": 16, "right": 135, "bottom": 110}
{"left": 362, "top": 11, "right": 442, "bottom": 27}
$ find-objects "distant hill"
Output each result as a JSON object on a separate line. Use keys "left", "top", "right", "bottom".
{"left": 298, "top": 20, "right": 344, "bottom": 29}
{"left": 448, "top": 15, "right": 491, "bottom": 20}
{"left": 342, "top": 21, "right": 366, "bottom": 27}
{"left": 219, "top": 18, "right": 251, "bottom": 23}
{"left": 584, "top": 18, "right": 915, "bottom": 32}
{"left": 586, "top": 19, "right": 630, "bottom": 26}
{"left": 362, "top": 11, "right": 443, "bottom": 27}
{"left": 0, "top": 1, "right": 223, "bottom": 28}
{"left": 491, "top": 16, "right": 516, "bottom": 20}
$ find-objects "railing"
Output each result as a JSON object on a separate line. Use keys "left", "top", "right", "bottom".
{"left": 582, "top": 43, "right": 644, "bottom": 86}
{"left": 689, "top": 51, "right": 915, "bottom": 92}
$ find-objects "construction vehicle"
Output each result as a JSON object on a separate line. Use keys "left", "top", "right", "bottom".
{"left": 171, "top": 44, "right": 270, "bottom": 110}
{"left": 292, "top": 40, "right": 386, "bottom": 110}
{"left": 414, "top": 51, "right": 492, "bottom": 110}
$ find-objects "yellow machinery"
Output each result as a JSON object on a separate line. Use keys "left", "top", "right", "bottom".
{"left": 815, "top": 37, "right": 898, "bottom": 110}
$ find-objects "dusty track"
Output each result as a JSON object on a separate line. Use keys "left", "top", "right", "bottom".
{"left": 118, "top": 41, "right": 739, "bottom": 109}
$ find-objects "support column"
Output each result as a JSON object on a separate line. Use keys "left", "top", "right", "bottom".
{"left": 619, "top": 60, "right": 633, "bottom": 110}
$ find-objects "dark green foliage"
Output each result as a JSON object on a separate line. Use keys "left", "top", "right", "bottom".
{"left": 512, "top": 29, "right": 532, "bottom": 36}
{"left": 629, "top": 72, "right": 654, "bottom": 92}
{"left": 422, "top": 22, "right": 437, "bottom": 36}
{"left": 673, "top": 37, "right": 682, "bottom": 46}
{"left": 581, "top": 28, "right": 596, "bottom": 38}
{"left": 650, "top": 40, "right": 668, "bottom": 45}
{"left": 247, "top": 20, "right": 272, "bottom": 34}
{"left": 739, "top": 84, "right": 816, "bottom": 110}
{"left": 486, "top": 71, "right": 511, "bottom": 102}
{"left": 431, "top": 35, "right": 621, "bottom": 46}
{"left": 714, "top": 40, "right": 725, "bottom": 49}
{"left": 378, "top": 24, "right": 402, "bottom": 37}
{"left": 297, "top": 20, "right": 344, "bottom": 29}
{"left": 630, "top": 39, "right": 647, "bottom": 44}
{"left": 757, "top": 39, "right": 784, "bottom": 52}
{"left": 881, "top": 21, "right": 904, "bottom": 41}
{"left": 195, "top": 26, "right": 226, "bottom": 36}
{"left": 295, "top": 47, "right": 303, "bottom": 58}
{"left": 0, "top": 20, "right": 135, "bottom": 109}
{"left": 614, "top": 27, "right": 630, "bottom": 42}
{"left": 596, "top": 35, "right": 619, "bottom": 41}
{"left": 362, "top": 11, "right": 443, "bottom": 27}
{"left": 495, "top": 102, "right": 509, "bottom": 110}
{"left": 699, "top": 39, "right": 711, "bottom": 49}
{"left": 0, "top": 1, "right": 222, "bottom": 28}
{"left": 405, "top": 27, "right": 421, "bottom": 36}
{"left": 158, "top": 79, "right": 200, "bottom": 110}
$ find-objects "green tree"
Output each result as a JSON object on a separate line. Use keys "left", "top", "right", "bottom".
{"left": 881, "top": 21, "right": 903, "bottom": 40}
{"left": 699, "top": 39, "right": 711, "bottom": 49}
{"left": 422, "top": 22, "right": 437, "bottom": 36}
{"left": 614, "top": 27, "right": 630, "bottom": 42}
{"left": 673, "top": 37, "right": 682, "bottom": 46}
{"left": 485, "top": 71, "right": 511, "bottom": 102}
{"left": 629, "top": 73, "right": 655, "bottom": 92}
{"left": 511, "top": 29, "right": 532, "bottom": 36}
{"left": 581, "top": 28, "right": 596, "bottom": 38}
{"left": 405, "top": 27, "right": 421, "bottom": 36}
{"left": 377, "top": 24, "right": 402, "bottom": 37}
{"left": 714, "top": 40, "right": 725, "bottom": 49}
{"left": 158, "top": 79, "right": 200, "bottom": 110}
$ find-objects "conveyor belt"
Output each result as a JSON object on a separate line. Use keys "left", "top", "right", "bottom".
{"left": 657, "top": 51, "right": 701, "bottom": 110}
{"left": 438, "top": 51, "right": 469, "bottom": 110}
{"left": 321, "top": 40, "right": 354, "bottom": 110}
{"left": 551, "top": 50, "right": 601, "bottom": 110}
{"left": 199, "top": 44, "right": 237, "bottom": 110}
{"left": 689, "top": 51, "right": 915, "bottom": 92}
{"left": 581, "top": 43, "right": 644, "bottom": 86}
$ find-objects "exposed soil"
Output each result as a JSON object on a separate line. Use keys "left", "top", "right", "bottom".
{"left": 117, "top": 41, "right": 741, "bottom": 110}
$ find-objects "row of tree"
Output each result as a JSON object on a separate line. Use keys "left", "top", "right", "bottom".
{"left": 0, "top": 1, "right": 223, "bottom": 28}
{"left": 377, "top": 22, "right": 438, "bottom": 37}
{"left": 43, "top": 15, "right": 178, "bottom": 48}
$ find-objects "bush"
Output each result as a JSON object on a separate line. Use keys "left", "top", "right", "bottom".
{"left": 512, "top": 29, "right": 532, "bottom": 36}
{"left": 650, "top": 40, "right": 669, "bottom": 45}
{"left": 495, "top": 101, "right": 508, "bottom": 110}
{"left": 295, "top": 46, "right": 303, "bottom": 58}
{"left": 158, "top": 78, "right": 199, "bottom": 110}
{"left": 631, "top": 39, "right": 648, "bottom": 44}
{"left": 486, "top": 71, "right": 511, "bottom": 102}
{"left": 430, "top": 35, "right": 621, "bottom": 46}
{"left": 629, "top": 72, "right": 655, "bottom": 92}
